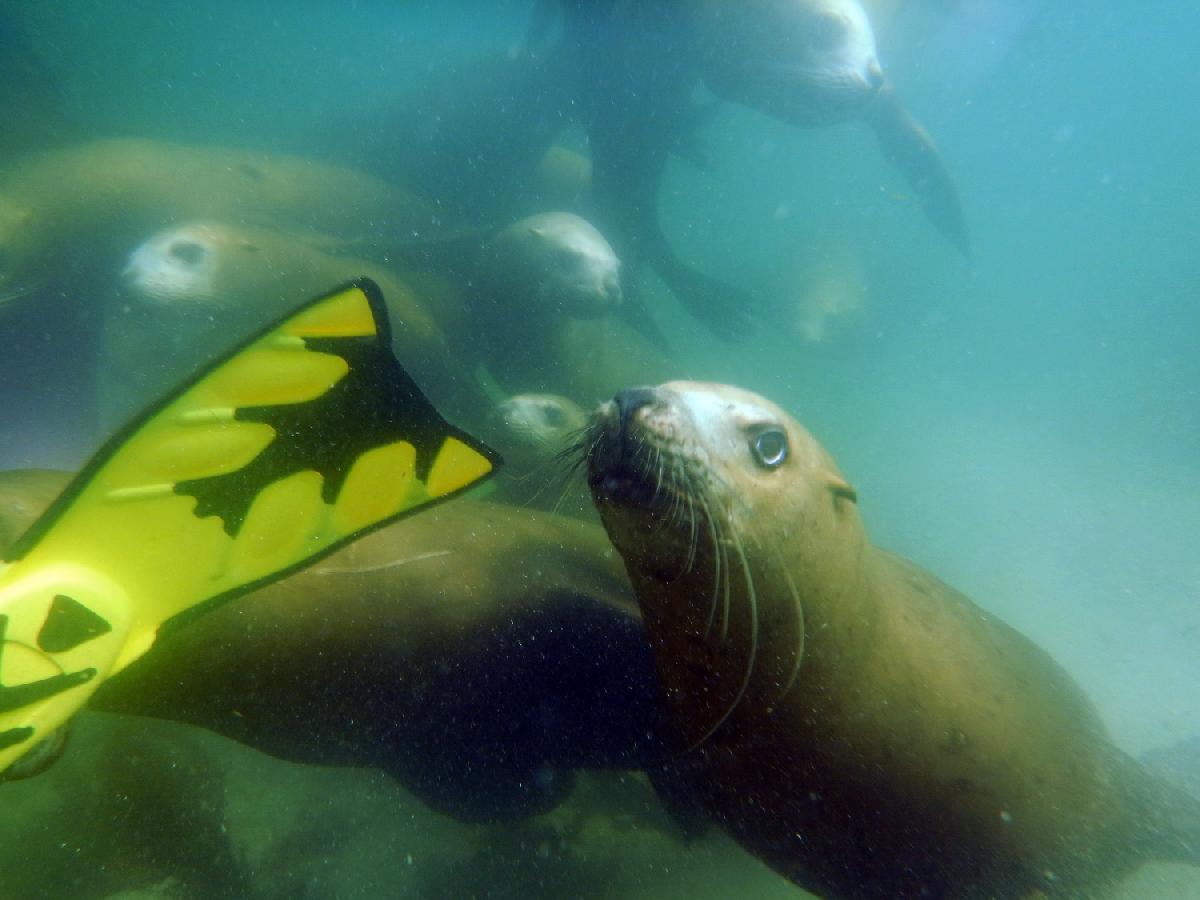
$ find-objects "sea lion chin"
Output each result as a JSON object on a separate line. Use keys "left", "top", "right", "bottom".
{"left": 586, "top": 381, "right": 1200, "bottom": 898}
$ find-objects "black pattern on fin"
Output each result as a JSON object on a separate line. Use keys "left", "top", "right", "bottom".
{"left": 175, "top": 324, "right": 450, "bottom": 537}
{"left": 37, "top": 594, "right": 113, "bottom": 653}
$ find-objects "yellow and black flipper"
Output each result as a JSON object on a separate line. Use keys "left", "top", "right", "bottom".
{"left": 0, "top": 278, "right": 498, "bottom": 776}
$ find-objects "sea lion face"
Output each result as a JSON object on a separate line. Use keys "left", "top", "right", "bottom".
{"left": 491, "top": 393, "right": 587, "bottom": 473}
{"left": 120, "top": 223, "right": 226, "bottom": 307}
{"left": 587, "top": 381, "right": 860, "bottom": 572}
{"left": 696, "top": 0, "right": 884, "bottom": 126}
{"left": 499, "top": 212, "right": 623, "bottom": 319}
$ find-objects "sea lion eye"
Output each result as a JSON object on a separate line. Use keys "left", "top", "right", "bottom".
{"left": 542, "top": 404, "right": 567, "bottom": 427}
{"left": 168, "top": 240, "right": 207, "bottom": 266}
{"left": 752, "top": 428, "right": 789, "bottom": 469}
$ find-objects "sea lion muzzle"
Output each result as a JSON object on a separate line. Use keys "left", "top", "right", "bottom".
{"left": 586, "top": 386, "right": 664, "bottom": 508}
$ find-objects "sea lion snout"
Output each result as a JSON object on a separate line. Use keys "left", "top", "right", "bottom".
{"left": 586, "top": 387, "right": 670, "bottom": 507}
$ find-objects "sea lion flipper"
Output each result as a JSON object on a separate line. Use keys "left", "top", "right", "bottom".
{"left": 0, "top": 278, "right": 498, "bottom": 776}
{"left": 652, "top": 252, "right": 773, "bottom": 342}
{"left": 864, "top": 83, "right": 970, "bottom": 257}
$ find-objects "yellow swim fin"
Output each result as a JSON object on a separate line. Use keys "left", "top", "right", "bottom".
{"left": 0, "top": 277, "right": 498, "bottom": 775}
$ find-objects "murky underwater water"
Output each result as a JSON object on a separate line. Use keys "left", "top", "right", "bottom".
{"left": 1, "top": 1, "right": 1197, "bottom": 897}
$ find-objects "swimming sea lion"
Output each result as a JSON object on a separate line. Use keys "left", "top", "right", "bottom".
{"left": 486, "top": 393, "right": 593, "bottom": 518}
{"left": 0, "top": 138, "right": 432, "bottom": 307}
{"left": 101, "top": 220, "right": 489, "bottom": 430}
{"left": 395, "top": 210, "right": 670, "bottom": 407}
{"left": 477, "top": 212, "right": 622, "bottom": 321}
{"left": 695, "top": 0, "right": 968, "bottom": 257}
{"left": 584, "top": 381, "right": 1200, "bottom": 897}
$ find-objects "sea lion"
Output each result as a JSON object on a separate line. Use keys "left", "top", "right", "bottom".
{"left": 477, "top": 212, "right": 623, "bottom": 321}
{"left": 393, "top": 210, "right": 670, "bottom": 408}
{"left": 584, "top": 381, "right": 1200, "bottom": 897}
{"left": 0, "top": 137, "right": 433, "bottom": 307}
{"left": 90, "top": 498, "right": 660, "bottom": 823}
{"left": 100, "top": 220, "right": 489, "bottom": 430}
{"left": 485, "top": 393, "right": 594, "bottom": 518}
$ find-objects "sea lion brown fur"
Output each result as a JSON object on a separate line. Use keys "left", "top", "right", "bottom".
{"left": 584, "top": 381, "right": 1200, "bottom": 897}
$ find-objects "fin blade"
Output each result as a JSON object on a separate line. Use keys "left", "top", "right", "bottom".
{"left": 0, "top": 278, "right": 497, "bottom": 773}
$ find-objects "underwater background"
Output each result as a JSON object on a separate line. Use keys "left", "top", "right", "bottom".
{"left": 1, "top": 1, "right": 1197, "bottom": 897}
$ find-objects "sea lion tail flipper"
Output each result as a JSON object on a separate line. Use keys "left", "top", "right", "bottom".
{"left": 0, "top": 277, "right": 499, "bottom": 778}
{"left": 863, "top": 83, "right": 970, "bottom": 257}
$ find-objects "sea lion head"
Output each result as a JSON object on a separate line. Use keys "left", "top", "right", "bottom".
{"left": 490, "top": 392, "right": 587, "bottom": 474}
{"left": 583, "top": 381, "right": 861, "bottom": 745}
{"left": 490, "top": 212, "right": 623, "bottom": 319}
{"left": 120, "top": 222, "right": 226, "bottom": 307}
{"left": 695, "top": 0, "right": 884, "bottom": 126}
{"left": 586, "top": 381, "right": 860, "bottom": 564}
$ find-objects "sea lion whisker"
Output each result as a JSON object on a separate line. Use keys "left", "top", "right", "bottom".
{"left": 683, "top": 487, "right": 700, "bottom": 574}
{"left": 314, "top": 549, "right": 453, "bottom": 575}
{"left": 697, "top": 491, "right": 728, "bottom": 639}
{"left": 687, "top": 527, "right": 759, "bottom": 753}
{"left": 766, "top": 540, "right": 806, "bottom": 702}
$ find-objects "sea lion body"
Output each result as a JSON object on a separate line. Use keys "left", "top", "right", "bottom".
{"left": 101, "top": 220, "right": 487, "bottom": 430}
{"left": 0, "top": 469, "right": 660, "bottom": 822}
{"left": 586, "top": 382, "right": 1200, "bottom": 897}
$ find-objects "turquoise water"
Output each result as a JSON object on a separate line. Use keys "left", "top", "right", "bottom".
{"left": 1, "top": 2, "right": 1197, "bottom": 897}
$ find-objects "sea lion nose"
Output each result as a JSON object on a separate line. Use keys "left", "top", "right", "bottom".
{"left": 614, "top": 387, "right": 658, "bottom": 432}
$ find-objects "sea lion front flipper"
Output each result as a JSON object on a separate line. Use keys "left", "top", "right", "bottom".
{"left": 0, "top": 278, "right": 498, "bottom": 776}
{"left": 863, "top": 83, "right": 970, "bottom": 257}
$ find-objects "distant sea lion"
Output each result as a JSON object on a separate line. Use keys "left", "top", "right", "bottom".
{"left": 486, "top": 393, "right": 593, "bottom": 518}
{"left": 584, "top": 382, "right": 1200, "bottom": 897}
{"left": 477, "top": 212, "right": 622, "bottom": 321}
{"left": 399, "top": 211, "right": 670, "bottom": 407}
{"left": 0, "top": 138, "right": 432, "bottom": 306}
{"left": 101, "top": 220, "right": 488, "bottom": 430}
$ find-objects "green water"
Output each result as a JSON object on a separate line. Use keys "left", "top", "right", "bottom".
{"left": 1, "top": 2, "right": 1197, "bottom": 897}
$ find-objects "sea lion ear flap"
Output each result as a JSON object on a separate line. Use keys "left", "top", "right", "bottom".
{"left": 824, "top": 472, "right": 858, "bottom": 507}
